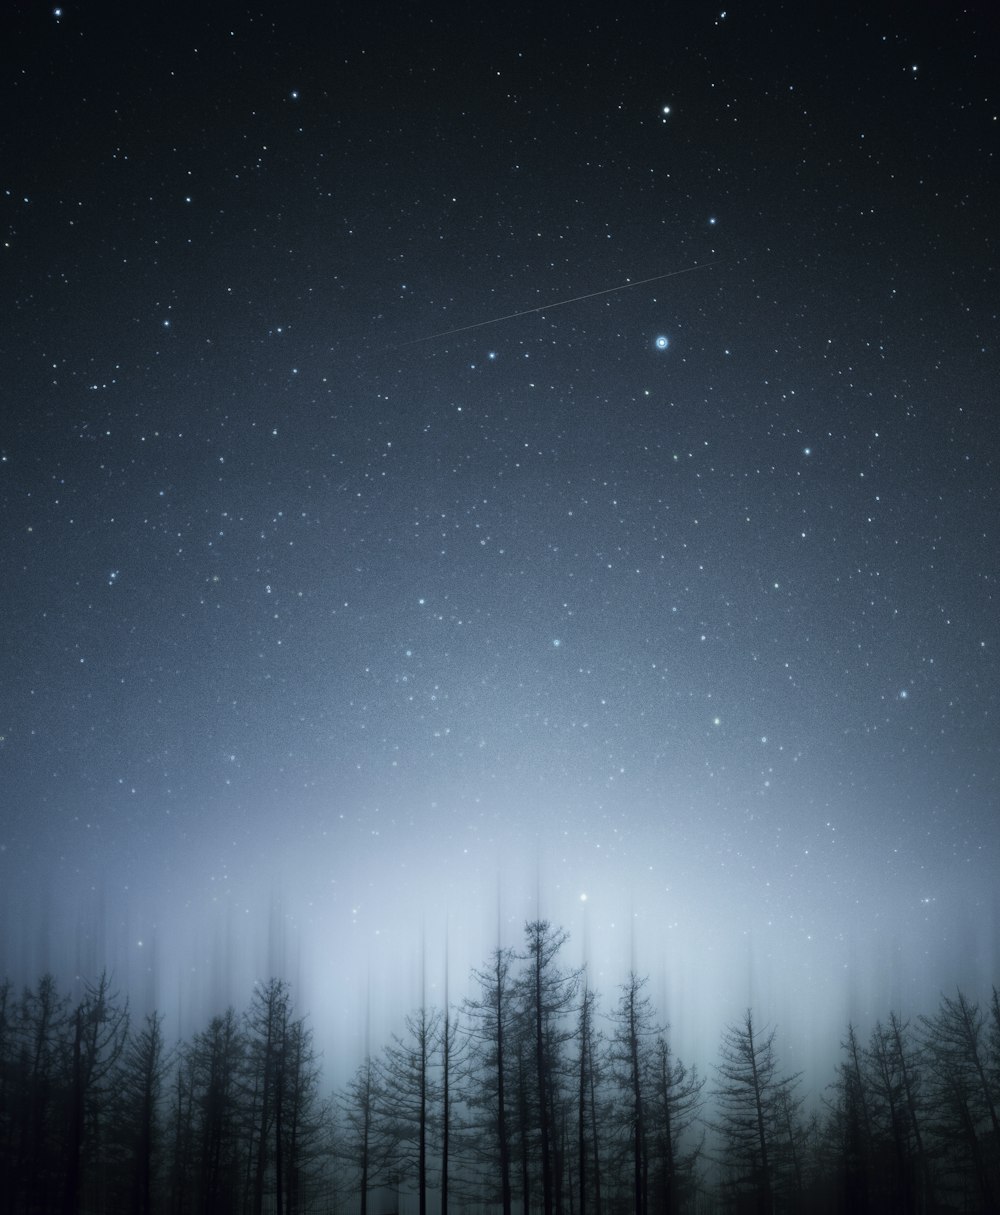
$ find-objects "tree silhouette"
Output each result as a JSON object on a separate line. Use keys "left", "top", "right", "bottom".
{"left": 462, "top": 946, "right": 518, "bottom": 1215}
{"left": 574, "top": 980, "right": 604, "bottom": 1215}
{"left": 710, "top": 1009, "right": 800, "bottom": 1214}
{"left": 63, "top": 971, "right": 129, "bottom": 1214}
{"left": 180, "top": 1006, "right": 247, "bottom": 1214}
{"left": 437, "top": 956, "right": 462, "bottom": 1215}
{"left": 245, "top": 978, "right": 291, "bottom": 1215}
{"left": 866, "top": 1013, "right": 935, "bottom": 1212}
{"left": 920, "top": 989, "right": 999, "bottom": 1212}
{"left": 380, "top": 1004, "right": 444, "bottom": 1215}
{"left": 12, "top": 976, "right": 70, "bottom": 1214}
{"left": 826, "top": 1022, "right": 877, "bottom": 1212}
{"left": 279, "top": 1015, "right": 327, "bottom": 1215}
{"left": 338, "top": 1054, "right": 395, "bottom": 1215}
{"left": 648, "top": 1033, "right": 704, "bottom": 1214}
{"left": 111, "top": 1011, "right": 170, "bottom": 1214}
{"left": 607, "top": 973, "right": 663, "bottom": 1215}
{"left": 517, "top": 921, "right": 580, "bottom": 1215}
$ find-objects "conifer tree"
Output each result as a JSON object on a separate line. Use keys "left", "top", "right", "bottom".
{"left": 63, "top": 971, "right": 129, "bottom": 1214}
{"left": 606, "top": 973, "right": 663, "bottom": 1215}
{"left": 920, "top": 990, "right": 998, "bottom": 1211}
{"left": 380, "top": 1004, "right": 443, "bottom": 1215}
{"left": 518, "top": 921, "right": 580, "bottom": 1215}
{"left": 711, "top": 1010, "right": 800, "bottom": 1214}
{"left": 648, "top": 1034, "right": 704, "bottom": 1214}
{"left": 462, "top": 947, "right": 518, "bottom": 1215}
{"left": 866, "top": 1013, "right": 935, "bottom": 1212}
{"left": 115, "top": 1011, "right": 171, "bottom": 1215}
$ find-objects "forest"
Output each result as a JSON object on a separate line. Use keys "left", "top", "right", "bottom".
{"left": 1, "top": 920, "right": 998, "bottom": 1214}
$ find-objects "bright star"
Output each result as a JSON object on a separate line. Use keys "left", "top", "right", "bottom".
{"left": 655, "top": 335, "right": 669, "bottom": 350}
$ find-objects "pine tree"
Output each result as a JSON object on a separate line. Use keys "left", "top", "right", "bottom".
{"left": 518, "top": 921, "right": 580, "bottom": 1215}
{"left": 866, "top": 1013, "right": 935, "bottom": 1213}
{"left": 279, "top": 1015, "right": 327, "bottom": 1215}
{"left": 462, "top": 946, "right": 518, "bottom": 1215}
{"left": 648, "top": 1034, "right": 704, "bottom": 1214}
{"left": 245, "top": 978, "right": 291, "bottom": 1215}
{"left": 380, "top": 1004, "right": 443, "bottom": 1215}
{"left": 63, "top": 971, "right": 129, "bottom": 1214}
{"left": 920, "top": 990, "right": 999, "bottom": 1211}
{"left": 186, "top": 1007, "right": 247, "bottom": 1215}
{"left": 606, "top": 974, "right": 663, "bottom": 1215}
{"left": 574, "top": 982, "right": 605, "bottom": 1215}
{"left": 340, "top": 1051, "right": 407, "bottom": 1215}
{"left": 710, "top": 1009, "right": 800, "bottom": 1214}
{"left": 115, "top": 1011, "right": 171, "bottom": 1215}
{"left": 826, "top": 1023, "right": 876, "bottom": 1213}
{"left": 13, "top": 975, "right": 70, "bottom": 1214}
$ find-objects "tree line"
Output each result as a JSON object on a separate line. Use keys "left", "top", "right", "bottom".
{"left": 1, "top": 920, "right": 999, "bottom": 1213}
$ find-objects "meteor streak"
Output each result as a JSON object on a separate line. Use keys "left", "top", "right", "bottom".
{"left": 399, "top": 260, "right": 718, "bottom": 345}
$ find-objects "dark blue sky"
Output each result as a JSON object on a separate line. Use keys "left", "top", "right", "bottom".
{"left": 1, "top": 3, "right": 997, "bottom": 1076}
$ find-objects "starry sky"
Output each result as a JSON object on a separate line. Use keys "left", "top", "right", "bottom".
{"left": 1, "top": 4, "right": 997, "bottom": 1077}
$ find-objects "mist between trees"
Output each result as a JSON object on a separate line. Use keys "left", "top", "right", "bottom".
{"left": 2, "top": 920, "right": 999, "bottom": 1215}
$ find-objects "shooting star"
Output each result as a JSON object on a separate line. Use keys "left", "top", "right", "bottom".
{"left": 398, "top": 260, "right": 719, "bottom": 346}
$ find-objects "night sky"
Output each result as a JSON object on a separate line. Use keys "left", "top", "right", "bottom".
{"left": 2, "top": 4, "right": 997, "bottom": 1080}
